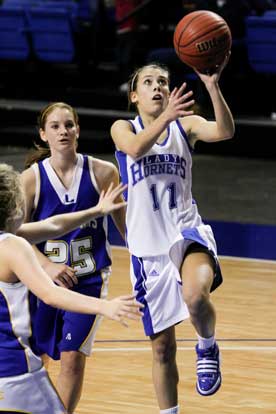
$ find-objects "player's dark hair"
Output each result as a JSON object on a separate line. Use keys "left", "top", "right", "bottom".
{"left": 127, "top": 62, "right": 170, "bottom": 111}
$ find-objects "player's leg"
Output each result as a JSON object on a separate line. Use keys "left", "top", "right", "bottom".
{"left": 57, "top": 273, "right": 108, "bottom": 412}
{"left": 130, "top": 253, "right": 187, "bottom": 413}
{"left": 182, "top": 251, "right": 216, "bottom": 337}
{"left": 181, "top": 246, "right": 221, "bottom": 396}
{"left": 150, "top": 327, "right": 180, "bottom": 413}
{"left": 56, "top": 350, "right": 86, "bottom": 414}
{"left": 35, "top": 302, "right": 98, "bottom": 413}
{"left": 56, "top": 310, "right": 102, "bottom": 413}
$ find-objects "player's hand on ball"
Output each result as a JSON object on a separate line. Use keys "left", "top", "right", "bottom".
{"left": 194, "top": 52, "right": 231, "bottom": 87}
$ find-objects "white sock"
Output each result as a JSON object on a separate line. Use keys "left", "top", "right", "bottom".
{"left": 197, "top": 334, "right": 215, "bottom": 350}
{"left": 160, "top": 405, "right": 180, "bottom": 414}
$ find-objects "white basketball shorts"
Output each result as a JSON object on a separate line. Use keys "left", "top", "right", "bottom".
{"left": 0, "top": 366, "right": 65, "bottom": 413}
{"left": 130, "top": 224, "right": 222, "bottom": 336}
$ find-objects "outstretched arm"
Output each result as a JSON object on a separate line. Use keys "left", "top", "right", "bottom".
{"left": 3, "top": 235, "right": 143, "bottom": 325}
{"left": 17, "top": 182, "right": 127, "bottom": 243}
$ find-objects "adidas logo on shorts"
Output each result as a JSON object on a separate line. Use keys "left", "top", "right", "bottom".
{"left": 149, "top": 269, "right": 159, "bottom": 276}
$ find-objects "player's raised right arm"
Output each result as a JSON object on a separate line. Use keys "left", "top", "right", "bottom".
{"left": 111, "top": 84, "right": 194, "bottom": 159}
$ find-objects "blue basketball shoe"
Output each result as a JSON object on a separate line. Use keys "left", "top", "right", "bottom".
{"left": 195, "top": 342, "right": 221, "bottom": 396}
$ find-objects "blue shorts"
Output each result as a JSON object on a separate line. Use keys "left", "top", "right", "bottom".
{"left": 34, "top": 269, "right": 110, "bottom": 360}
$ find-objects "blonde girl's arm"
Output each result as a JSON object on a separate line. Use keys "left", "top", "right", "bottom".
{"left": 4, "top": 236, "right": 143, "bottom": 324}
{"left": 16, "top": 182, "right": 127, "bottom": 243}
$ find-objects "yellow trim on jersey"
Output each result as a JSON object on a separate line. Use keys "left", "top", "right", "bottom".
{"left": 0, "top": 410, "right": 31, "bottom": 413}
{"left": 79, "top": 268, "right": 111, "bottom": 351}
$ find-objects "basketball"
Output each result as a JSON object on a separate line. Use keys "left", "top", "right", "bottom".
{"left": 173, "top": 10, "right": 232, "bottom": 72}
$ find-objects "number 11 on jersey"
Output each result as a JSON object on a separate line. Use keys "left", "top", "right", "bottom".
{"left": 150, "top": 182, "right": 177, "bottom": 211}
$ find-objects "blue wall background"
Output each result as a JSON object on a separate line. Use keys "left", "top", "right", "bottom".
{"left": 108, "top": 217, "right": 276, "bottom": 261}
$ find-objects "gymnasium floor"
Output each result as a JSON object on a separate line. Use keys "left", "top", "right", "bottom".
{"left": 50, "top": 249, "right": 276, "bottom": 414}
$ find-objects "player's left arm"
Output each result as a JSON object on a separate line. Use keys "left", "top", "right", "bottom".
{"left": 182, "top": 55, "right": 235, "bottom": 146}
{"left": 93, "top": 158, "right": 126, "bottom": 240}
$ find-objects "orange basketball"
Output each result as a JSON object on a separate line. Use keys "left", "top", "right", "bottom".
{"left": 173, "top": 10, "right": 232, "bottom": 72}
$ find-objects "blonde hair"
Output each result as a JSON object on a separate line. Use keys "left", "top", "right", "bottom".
{"left": 25, "top": 102, "right": 79, "bottom": 168}
{"left": 0, "top": 163, "right": 24, "bottom": 230}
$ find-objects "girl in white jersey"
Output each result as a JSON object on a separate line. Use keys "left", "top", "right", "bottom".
{"left": 111, "top": 60, "right": 235, "bottom": 413}
{"left": 0, "top": 162, "right": 143, "bottom": 414}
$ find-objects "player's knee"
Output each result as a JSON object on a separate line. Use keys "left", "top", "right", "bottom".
{"left": 184, "top": 290, "right": 209, "bottom": 316}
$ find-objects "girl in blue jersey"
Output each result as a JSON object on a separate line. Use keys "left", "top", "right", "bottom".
{"left": 21, "top": 102, "right": 128, "bottom": 413}
{"left": 110, "top": 60, "right": 235, "bottom": 413}
{"left": 0, "top": 162, "right": 143, "bottom": 413}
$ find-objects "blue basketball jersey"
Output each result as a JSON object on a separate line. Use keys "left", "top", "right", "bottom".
{"left": 0, "top": 232, "right": 42, "bottom": 377}
{"left": 32, "top": 154, "right": 111, "bottom": 276}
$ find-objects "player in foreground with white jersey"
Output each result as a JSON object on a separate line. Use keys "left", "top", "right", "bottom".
{"left": 0, "top": 162, "right": 143, "bottom": 414}
{"left": 111, "top": 60, "right": 234, "bottom": 413}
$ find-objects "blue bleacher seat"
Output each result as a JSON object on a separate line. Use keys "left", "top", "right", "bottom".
{"left": 77, "top": 0, "right": 99, "bottom": 22}
{"left": 41, "top": 0, "right": 78, "bottom": 30}
{"left": 26, "top": 7, "right": 75, "bottom": 62}
{"left": 0, "top": 7, "right": 30, "bottom": 60}
{"left": 246, "top": 15, "right": 276, "bottom": 74}
{"left": 2, "top": 0, "right": 39, "bottom": 7}
{"left": 41, "top": 0, "right": 78, "bottom": 18}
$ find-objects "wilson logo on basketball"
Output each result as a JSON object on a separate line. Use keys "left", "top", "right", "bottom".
{"left": 196, "top": 34, "right": 228, "bottom": 53}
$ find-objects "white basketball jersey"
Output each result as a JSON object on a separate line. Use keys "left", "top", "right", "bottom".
{"left": 0, "top": 233, "right": 42, "bottom": 377}
{"left": 116, "top": 116, "right": 203, "bottom": 256}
